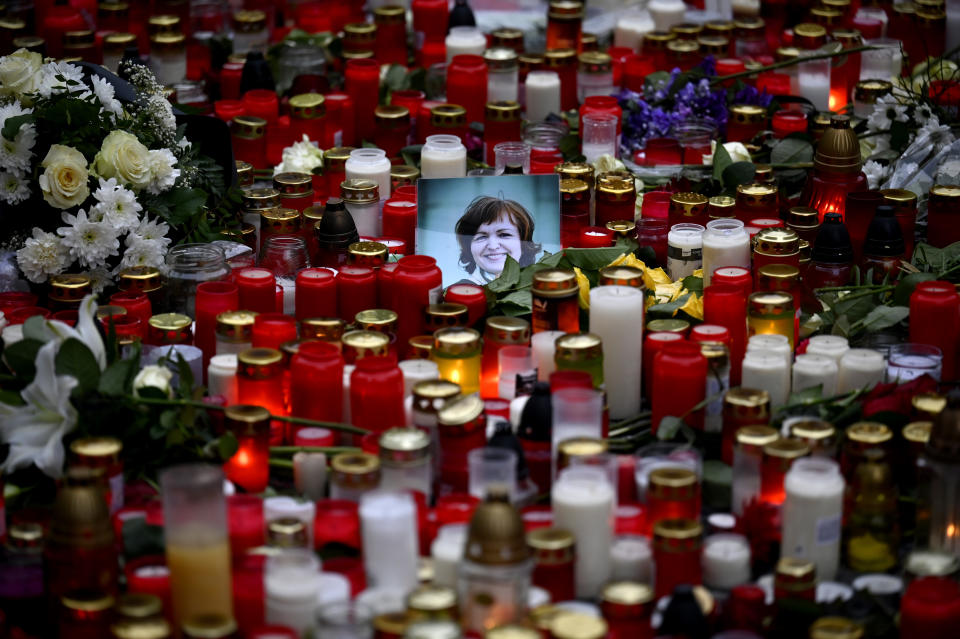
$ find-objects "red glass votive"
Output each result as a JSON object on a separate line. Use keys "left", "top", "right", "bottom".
{"left": 378, "top": 262, "right": 399, "bottom": 311}
{"left": 103, "top": 315, "right": 142, "bottom": 342}
{"left": 315, "top": 499, "right": 362, "bottom": 550}
{"left": 438, "top": 410, "right": 488, "bottom": 494}
{"left": 412, "top": 0, "right": 449, "bottom": 45}
{"left": 910, "top": 281, "right": 960, "bottom": 381}
{"left": 637, "top": 218, "right": 668, "bottom": 265}
{"left": 236, "top": 267, "right": 277, "bottom": 314}
{"left": 530, "top": 155, "right": 563, "bottom": 174}
{"left": 642, "top": 138, "right": 682, "bottom": 166}
{"left": 756, "top": 72, "right": 792, "bottom": 96}
{"left": 0, "top": 291, "right": 38, "bottom": 313}
{"left": 715, "top": 58, "right": 745, "bottom": 83}
{"left": 900, "top": 577, "right": 960, "bottom": 636}
{"left": 529, "top": 529, "right": 576, "bottom": 603}
{"left": 435, "top": 493, "right": 481, "bottom": 528}
{"left": 607, "top": 46, "right": 633, "bottom": 88}
{"left": 376, "top": 237, "right": 407, "bottom": 256}
{"left": 223, "top": 410, "right": 272, "bottom": 492}
{"left": 220, "top": 62, "right": 244, "bottom": 101}
{"left": 382, "top": 199, "right": 418, "bottom": 256}
{"left": 394, "top": 185, "right": 417, "bottom": 202}
{"left": 345, "top": 59, "right": 382, "bottom": 143}
{"left": 227, "top": 494, "right": 264, "bottom": 557}
{"left": 578, "top": 226, "right": 614, "bottom": 248}
{"left": 195, "top": 281, "right": 239, "bottom": 368}
{"left": 759, "top": 444, "right": 806, "bottom": 506}
{"left": 243, "top": 89, "right": 279, "bottom": 125}
{"left": 844, "top": 190, "right": 883, "bottom": 262}
{"left": 294, "top": 427, "right": 335, "bottom": 448}
{"left": 772, "top": 110, "right": 808, "bottom": 138}
{"left": 394, "top": 255, "right": 444, "bottom": 348}
{"left": 447, "top": 54, "right": 488, "bottom": 124}
{"left": 324, "top": 93, "right": 356, "bottom": 148}
{"left": 336, "top": 266, "right": 377, "bottom": 322}
{"left": 232, "top": 554, "right": 266, "bottom": 634}
{"left": 703, "top": 283, "right": 748, "bottom": 386}
{"left": 642, "top": 332, "right": 684, "bottom": 399}
{"left": 651, "top": 341, "right": 707, "bottom": 434}
{"left": 290, "top": 341, "right": 344, "bottom": 423}
{"left": 646, "top": 468, "right": 700, "bottom": 535}
{"left": 391, "top": 89, "right": 425, "bottom": 137}
{"left": 690, "top": 324, "right": 731, "bottom": 349}
{"left": 251, "top": 313, "right": 298, "bottom": 350}
{"left": 124, "top": 556, "right": 171, "bottom": 616}
{"left": 653, "top": 519, "right": 703, "bottom": 599}
{"left": 623, "top": 54, "right": 653, "bottom": 92}
{"left": 926, "top": 185, "right": 960, "bottom": 248}
{"left": 351, "top": 356, "right": 406, "bottom": 433}
{"left": 41, "top": 5, "right": 86, "bottom": 58}
{"left": 295, "top": 268, "right": 337, "bottom": 321}
{"left": 444, "top": 284, "right": 487, "bottom": 327}
{"left": 374, "top": 8, "right": 408, "bottom": 66}
{"left": 7, "top": 306, "right": 50, "bottom": 324}
{"left": 641, "top": 191, "right": 672, "bottom": 220}
{"left": 615, "top": 502, "right": 645, "bottom": 535}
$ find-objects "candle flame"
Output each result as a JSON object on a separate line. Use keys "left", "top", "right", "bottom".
{"left": 949, "top": 524, "right": 957, "bottom": 538}
{"left": 235, "top": 449, "right": 251, "bottom": 466}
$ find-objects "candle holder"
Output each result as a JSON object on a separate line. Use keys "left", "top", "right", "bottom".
{"left": 887, "top": 344, "right": 943, "bottom": 383}
{"left": 222, "top": 405, "right": 271, "bottom": 493}
{"left": 651, "top": 341, "right": 708, "bottom": 433}
{"left": 647, "top": 468, "right": 700, "bottom": 534}
{"left": 652, "top": 519, "right": 703, "bottom": 599}
{"left": 760, "top": 438, "right": 810, "bottom": 506}
{"left": 601, "top": 581, "right": 654, "bottom": 639}
{"left": 527, "top": 528, "right": 576, "bottom": 603}
{"left": 926, "top": 400, "right": 960, "bottom": 556}
{"left": 438, "top": 394, "right": 488, "bottom": 494}
{"left": 379, "top": 428, "right": 432, "bottom": 500}
{"left": 782, "top": 457, "right": 844, "bottom": 581}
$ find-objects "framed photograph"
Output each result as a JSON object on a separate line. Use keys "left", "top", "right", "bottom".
{"left": 417, "top": 174, "right": 562, "bottom": 287}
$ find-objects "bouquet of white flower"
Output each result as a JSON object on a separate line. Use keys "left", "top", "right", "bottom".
{"left": 0, "top": 50, "right": 237, "bottom": 293}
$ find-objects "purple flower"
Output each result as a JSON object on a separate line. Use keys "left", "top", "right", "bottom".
{"left": 732, "top": 84, "right": 774, "bottom": 107}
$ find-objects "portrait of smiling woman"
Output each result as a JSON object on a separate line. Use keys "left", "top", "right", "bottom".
{"left": 455, "top": 195, "right": 542, "bottom": 284}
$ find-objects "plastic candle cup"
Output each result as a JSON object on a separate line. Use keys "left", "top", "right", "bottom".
{"left": 792, "top": 354, "right": 839, "bottom": 397}
{"left": 701, "top": 219, "right": 750, "bottom": 287}
{"left": 551, "top": 387, "right": 604, "bottom": 477}
{"left": 741, "top": 350, "right": 791, "bottom": 410}
{"left": 290, "top": 341, "right": 344, "bottom": 423}
{"left": 781, "top": 457, "right": 845, "bottom": 581}
{"left": 760, "top": 438, "right": 811, "bottom": 506}
{"left": 702, "top": 533, "right": 752, "bottom": 591}
{"left": 445, "top": 25, "right": 487, "bottom": 62}
{"left": 552, "top": 466, "right": 615, "bottom": 599}
{"left": 528, "top": 528, "right": 577, "bottom": 603}
{"left": 494, "top": 141, "right": 532, "bottom": 175}
{"left": 432, "top": 327, "right": 482, "bottom": 395}
{"left": 497, "top": 346, "right": 537, "bottom": 400}
{"left": 421, "top": 134, "right": 467, "bottom": 178}
{"left": 651, "top": 341, "right": 708, "bottom": 433}
{"left": 837, "top": 348, "right": 885, "bottom": 392}
{"left": 525, "top": 71, "right": 562, "bottom": 122}
{"left": 251, "top": 313, "right": 297, "bottom": 350}
{"left": 236, "top": 267, "right": 277, "bottom": 314}
{"left": 448, "top": 54, "right": 489, "bottom": 123}
{"left": 468, "top": 447, "right": 518, "bottom": 501}
{"left": 731, "top": 425, "right": 779, "bottom": 516}
{"left": 666, "top": 223, "right": 705, "bottom": 281}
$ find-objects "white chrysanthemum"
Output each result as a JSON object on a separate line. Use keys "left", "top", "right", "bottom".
{"left": 867, "top": 95, "right": 908, "bottom": 132}
{"left": 177, "top": 137, "right": 191, "bottom": 151}
{"left": 917, "top": 122, "right": 956, "bottom": 151}
{"left": 914, "top": 104, "right": 937, "bottom": 127}
{"left": 0, "top": 170, "right": 31, "bottom": 204}
{"left": 0, "top": 102, "right": 36, "bottom": 173}
{"left": 56, "top": 208, "right": 120, "bottom": 268}
{"left": 91, "top": 75, "right": 122, "bottom": 117}
{"left": 83, "top": 267, "right": 113, "bottom": 294}
{"left": 119, "top": 236, "right": 167, "bottom": 271}
{"left": 16, "top": 228, "right": 69, "bottom": 283}
{"left": 91, "top": 177, "right": 142, "bottom": 231}
{"left": 273, "top": 135, "right": 324, "bottom": 175}
{"left": 37, "top": 61, "right": 90, "bottom": 99}
{"left": 145, "top": 148, "right": 180, "bottom": 195}
{"left": 131, "top": 215, "right": 172, "bottom": 251}
{"left": 863, "top": 160, "right": 888, "bottom": 190}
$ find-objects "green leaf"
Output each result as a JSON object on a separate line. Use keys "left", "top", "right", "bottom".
{"left": 55, "top": 338, "right": 100, "bottom": 396}
{"left": 98, "top": 357, "right": 139, "bottom": 396}
{"left": 1, "top": 113, "right": 33, "bottom": 140}
{"left": 722, "top": 161, "right": 756, "bottom": 190}
{"left": 22, "top": 316, "right": 51, "bottom": 343}
{"left": 400, "top": 144, "right": 423, "bottom": 169}
{"left": 858, "top": 305, "right": 909, "bottom": 332}
{"left": 384, "top": 64, "right": 408, "bottom": 91}
{"left": 173, "top": 353, "right": 195, "bottom": 399}
{"left": 770, "top": 138, "right": 814, "bottom": 164}
{"left": 712, "top": 142, "right": 733, "bottom": 182}
{"left": 122, "top": 517, "right": 165, "bottom": 558}
{"left": 563, "top": 247, "right": 629, "bottom": 271}
{"left": 3, "top": 339, "right": 43, "bottom": 379}
{"left": 487, "top": 256, "right": 522, "bottom": 293}
{"left": 656, "top": 416, "right": 686, "bottom": 440}
{"left": 559, "top": 133, "right": 583, "bottom": 161}
{"left": 647, "top": 293, "right": 691, "bottom": 318}
{"left": 500, "top": 290, "right": 532, "bottom": 312}
{"left": 497, "top": 301, "right": 531, "bottom": 317}
{"left": 893, "top": 271, "right": 938, "bottom": 305}
{"left": 218, "top": 432, "right": 239, "bottom": 460}
{"left": 786, "top": 385, "right": 823, "bottom": 406}
{"left": 681, "top": 275, "right": 703, "bottom": 295}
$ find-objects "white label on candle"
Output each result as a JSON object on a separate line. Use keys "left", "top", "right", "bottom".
{"left": 816, "top": 514, "right": 841, "bottom": 545}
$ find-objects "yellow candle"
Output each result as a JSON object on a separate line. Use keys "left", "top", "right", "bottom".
{"left": 748, "top": 292, "right": 795, "bottom": 349}
{"left": 433, "top": 327, "right": 482, "bottom": 395}
{"left": 167, "top": 537, "right": 234, "bottom": 626}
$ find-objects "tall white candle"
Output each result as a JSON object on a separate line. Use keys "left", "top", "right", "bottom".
{"left": 610, "top": 535, "right": 653, "bottom": 583}
{"left": 400, "top": 359, "right": 440, "bottom": 397}
{"left": 702, "top": 534, "right": 752, "bottom": 590}
{"left": 207, "top": 354, "right": 238, "bottom": 404}
{"left": 667, "top": 223, "right": 705, "bottom": 281}
{"left": 430, "top": 524, "right": 467, "bottom": 589}
{"left": 316, "top": 572, "right": 352, "bottom": 608}
{"left": 837, "top": 348, "right": 885, "bottom": 393}
{"left": 264, "top": 497, "right": 316, "bottom": 548}
{"left": 552, "top": 466, "right": 615, "bottom": 599}
{"left": 806, "top": 335, "right": 849, "bottom": 363}
{"left": 614, "top": 11, "right": 655, "bottom": 51}
{"left": 798, "top": 57, "right": 831, "bottom": 112}
{"left": 782, "top": 457, "right": 845, "bottom": 581}
{"left": 360, "top": 490, "right": 419, "bottom": 592}
{"left": 742, "top": 350, "right": 791, "bottom": 408}
{"left": 445, "top": 26, "right": 486, "bottom": 63}
{"left": 702, "top": 220, "right": 750, "bottom": 287}
{"left": 345, "top": 148, "right": 391, "bottom": 201}
{"left": 525, "top": 71, "right": 561, "bottom": 123}
{"left": 293, "top": 452, "right": 327, "bottom": 501}
{"left": 590, "top": 286, "right": 644, "bottom": 419}
{"left": 420, "top": 135, "right": 467, "bottom": 179}
{"left": 265, "top": 549, "right": 321, "bottom": 636}
{"left": 647, "top": 0, "right": 687, "bottom": 31}
{"left": 792, "top": 354, "right": 838, "bottom": 397}
{"left": 532, "top": 330, "right": 565, "bottom": 381}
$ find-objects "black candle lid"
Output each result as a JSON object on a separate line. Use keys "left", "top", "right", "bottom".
{"left": 812, "top": 212, "right": 853, "bottom": 264}
{"left": 240, "top": 51, "right": 275, "bottom": 93}
{"left": 863, "top": 204, "right": 905, "bottom": 257}
{"left": 315, "top": 198, "right": 359, "bottom": 247}
{"left": 449, "top": 0, "right": 477, "bottom": 29}
{"left": 517, "top": 382, "right": 551, "bottom": 442}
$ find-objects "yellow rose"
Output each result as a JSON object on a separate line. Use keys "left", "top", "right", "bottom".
{"left": 94, "top": 130, "right": 151, "bottom": 189}
{"left": 38, "top": 144, "right": 90, "bottom": 209}
{"left": 0, "top": 49, "right": 42, "bottom": 102}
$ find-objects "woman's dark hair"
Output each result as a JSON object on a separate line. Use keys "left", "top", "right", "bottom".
{"left": 455, "top": 195, "right": 542, "bottom": 274}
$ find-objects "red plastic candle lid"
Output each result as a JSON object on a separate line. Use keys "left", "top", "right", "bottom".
{"left": 749, "top": 218, "right": 784, "bottom": 229}
{"left": 294, "top": 427, "right": 335, "bottom": 447}
{"left": 214, "top": 99, "right": 246, "bottom": 122}
{"left": 716, "top": 58, "right": 746, "bottom": 75}
{"left": 772, "top": 109, "right": 808, "bottom": 135}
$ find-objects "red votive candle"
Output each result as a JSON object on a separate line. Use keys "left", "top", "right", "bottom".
{"left": 243, "top": 89, "right": 279, "bottom": 125}
{"left": 124, "top": 556, "right": 172, "bottom": 615}
{"left": 294, "top": 427, "right": 336, "bottom": 448}
{"left": 623, "top": 54, "right": 652, "bottom": 92}
{"left": 315, "top": 499, "right": 362, "bottom": 549}
{"left": 925, "top": 185, "right": 960, "bottom": 248}
{"left": 324, "top": 93, "right": 356, "bottom": 148}
{"left": 394, "top": 185, "right": 417, "bottom": 202}
{"left": 711, "top": 267, "right": 752, "bottom": 300}
{"left": 374, "top": 6, "right": 408, "bottom": 65}
{"left": 194, "top": 281, "right": 239, "bottom": 370}
{"left": 437, "top": 396, "right": 488, "bottom": 494}
{"left": 772, "top": 110, "right": 808, "bottom": 138}
{"left": 484, "top": 100, "right": 523, "bottom": 165}
{"left": 237, "top": 348, "right": 287, "bottom": 430}
{"left": 646, "top": 467, "right": 701, "bottom": 535}
{"left": 690, "top": 324, "right": 731, "bottom": 350}
{"left": 382, "top": 199, "right": 418, "bottom": 256}
{"left": 336, "top": 266, "right": 377, "bottom": 322}
{"left": 232, "top": 115, "right": 268, "bottom": 168}
{"left": 447, "top": 54, "right": 488, "bottom": 124}
{"left": 295, "top": 268, "right": 337, "bottom": 321}
{"left": 104, "top": 315, "right": 142, "bottom": 342}
{"left": 910, "top": 281, "right": 960, "bottom": 381}
{"left": 640, "top": 190, "right": 672, "bottom": 220}
{"left": 444, "top": 284, "right": 487, "bottom": 327}
{"left": 703, "top": 283, "right": 748, "bottom": 386}
{"left": 7, "top": 306, "right": 50, "bottom": 324}
{"left": 378, "top": 262, "right": 399, "bottom": 311}
{"left": 412, "top": 0, "right": 448, "bottom": 45}
{"left": 651, "top": 341, "right": 707, "bottom": 434}
{"left": 376, "top": 237, "right": 407, "bottom": 256}
{"left": 351, "top": 356, "right": 406, "bottom": 433}
{"left": 528, "top": 528, "right": 576, "bottom": 603}
{"left": 345, "top": 59, "right": 381, "bottom": 143}
{"left": 51, "top": 310, "right": 78, "bottom": 326}
{"left": 394, "top": 256, "right": 444, "bottom": 348}
{"left": 391, "top": 90, "right": 426, "bottom": 134}
{"left": 237, "top": 267, "right": 277, "bottom": 314}
{"left": 252, "top": 313, "right": 298, "bottom": 350}
{"left": 0, "top": 291, "right": 37, "bottom": 313}
{"left": 900, "top": 577, "right": 960, "bottom": 637}
{"left": 232, "top": 555, "right": 266, "bottom": 634}
{"left": 435, "top": 493, "right": 481, "bottom": 528}
{"left": 760, "top": 439, "right": 809, "bottom": 506}
{"left": 578, "top": 226, "right": 614, "bottom": 248}
{"left": 109, "top": 291, "right": 152, "bottom": 336}
{"left": 579, "top": 95, "right": 622, "bottom": 141}
{"left": 228, "top": 494, "right": 264, "bottom": 557}
{"left": 643, "top": 332, "right": 684, "bottom": 399}
{"left": 214, "top": 99, "right": 245, "bottom": 123}
{"left": 653, "top": 519, "right": 703, "bottom": 599}
{"left": 290, "top": 341, "right": 344, "bottom": 423}
{"left": 637, "top": 218, "right": 669, "bottom": 265}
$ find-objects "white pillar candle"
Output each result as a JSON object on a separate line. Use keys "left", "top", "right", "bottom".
{"left": 798, "top": 57, "right": 831, "bottom": 112}
{"left": 525, "top": 71, "right": 561, "bottom": 123}
{"left": 431, "top": 524, "right": 468, "bottom": 588}
{"left": 837, "top": 348, "right": 886, "bottom": 393}
{"left": 360, "top": 490, "right": 419, "bottom": 592}
{"left": 420, "top": 134, "right": 467, "bottom": 179}
{"left": 265, "top": 549, "right": 321, "bottom": 636}
{"left": 552, "top": 466, "right": 615, "bottom": 599}
{"left": 590, "top": 286, "right": 644, "bottom": 420}
{"left": 445, "top": 26, "right": 487, "bottom": 63}
{"left": 782, "top": 457, "right": 845, "bottom": 581}
{"left": 207, "top": 354, "right": 238, "bottom": 404}
{"left": 742, "top": 350, "right": 791, "bottom": 408}
{"left": 947, "top": 0, "right": 960, "bottom": 53}
{"left": 792, "top": 354, "right": 838, "bottom": 397}
{"left": 702, "top": 534, "right": 752, "bottom": 591}
{"left": 400, "top": 359, "right": 440, "bottom": 397}
{"left": 294, "top": 452, "right": 327, "bottom": 502}
{"left": 614, "top": 11, "right": 655, "bottom": 51}
{"left": 264, "top": 497, "right": 316, "bottom": 548}
{"left": 806, "top": 335, "right": 849, "bottom": 363}
{"left": 345, "top": 148, "right": 391, "bottom": 201}
{"left": 647, "top": 0, "right": 687, "bottom": 31}
{"left": 610, "top": 535, "right": 653, "bottom": 583}
{"left": 666, "top": 223, "right": 705, "bottom": 281}
{"left": 702, "top": 220, "right": 750, "bottom": 287}
{"left": 532, "top": 330, "right": 565, "bottom": 382}
{"left": 316, "top": 572, "right": 352, "bottom": 608}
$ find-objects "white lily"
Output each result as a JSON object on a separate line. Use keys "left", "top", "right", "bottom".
{"left": 27, "top": 294, "right": 106, "bottom": 370}
{"left": 0, "top": 340, "right": 79, "bottom": 478}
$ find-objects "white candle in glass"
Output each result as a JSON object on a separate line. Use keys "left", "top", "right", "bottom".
{"left": 702, "top": 534, "right": 752, "bottom": 590}
{"left": 702, "top": 220, "right": 751, "bottom": 287}
{"left": 294, "top": 452, "right": 327, "bottom": 501}
{"left": 610, "top": 535, "right": 653, "bottom": 583}
{"left": 360, "top": 490, "right": 419, "bottom": 592}
{"left": 742, "top": 350, "right": 791, "bottom": 408}
{"left": 590, "top": 286, "right": 644, "bottom": 420}
{"left": 207, "top": 354, "right": 238, "bottom": 404}
{"left": 345, "top": 148, "right": 391, "bottom": 201}
{"left": 532, "top": 330, "right": 565, "bottom": 382}
{"left": 792, "top": 354, "right": 839, "bottom": 397}
{"left": 430, "top": 524, "right": 468, "bottom": 588}
{"left": 667, "top": 223, "right": 705, "bottom": 281}
{"left": 798, "top": 57, "right": 831, "bottom": 112}
{"left": 400, "top": 359, "right": 440, "bottom": 397}
{"left": 265, "top": 549, "right": 321, "bottom": 636}
{"left": 614, "top": 11, "right": 655, "bottom": 51}
{"left": 445, "top": 26, "right": 487, "bottom": 63}
{"left": 647, "top": 0, "right": 687, "bottom": 31}
{"left": 837, "top": 348, "right": 886, "bottom": 393}
{"left": 806, "top": 335, "right": 849, "bottom": 363}
{"left": 316, "top": 572, "right": 352, "bottom": 608}
{"left": 264, "top": 497, "right": 316, "bottom": 548}
{"left": 420, "top": 134, "right": 467, "bottom": 179}
{"left": 525, "top": 71, "right": 561, "bottom": 123}
{"left": 551, "top": 388, "right": 604, "bottom": 477}
{"left": 552, "top": 466, "right": 615, "bottom": 599}
{"left": 781, "top": 457, "right": 845, "bottom": 581}
{"left": 746, "top": 334, "right": 792, "bottom": 399}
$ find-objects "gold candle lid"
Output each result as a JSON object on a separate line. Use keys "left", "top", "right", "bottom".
{"left": 705, "top": 20, "right": 735, "bottom": 34}
{"left": 734, "top": 15, "right": 765, "bottom": 32}
{"left": 809, "top": 617, "right": 863, "bottom": 639}
{"left": 853, "top": 79, "right": 893, "bottom": 104}
{"left": 697, "top": 35, "right": 730, "bottom": 55}
{"left": 233, "top": 9, "right": 267, "bottom": 31}
{"left": 224, "top": 404, "right": 271, "bottom": 435}
{"left": 930, "top": 184, "right": 960, "bottom": 200}
{"left": 748, "top": 291, "right": 794, "bottom": 316}
{"left": 347, "top": 241, "right": 388, "bottom": 268}
{"left": 578, "top": 51, "right": 612, "bottom": 73}
{"left": 273, "top": 172, "right": 313, "bottom": 198}
{"left": 532, "top": 269, "right": 578, "bottom": 297}
{"left": 182, "top": 614, "right": 238, "bottom": 639}
{"left": 543, "top": 48, "right": 577, "bottom": 67}
{"left": 723, "top": 388, "right": 771, "bottom": 418}
{"left": 438, "top": 393, "right": 485, "bottom": 427}
{"left": 324, "top": 147, "right": 356, "bottom": 171}
{"left": 485, "top": 47, "right": 519, "bottom": 71}
{"left": 341, "top": 178, "right": 379, "bottom": 203}
{"left": 148, "top": 313, "right": 193, "bottom": 343}
{"left": 794, "top": 22, "right": 828, "bottom": 49}
{"left": 916, "top": 8, "right": 947, "bottom": 25}
{"left": 811, "top": 7, "right": 843, "bottom": 26}
{"left": 61, "top": 590, "right": 115, "bottom": 613}
{"left": 846, "top": 421, "right": 892, "bottom": 444}
{"left": 671, "top": 22, "right": 704, "bottom": 39}
{"left": 115, "top": 592, "right": 163, "bottom": 620}
{"left": 903, "top": 421, "right": 932, "bottom": 444}
{"left": 527, "top": 527, "right": 575, "bottom": 564}
{"left": 648, "top": 467, "right": 697, "bottom": 500}
{"left": 912, "top": 392, "right": 946, "bottom": 418}
{"left": 301, "top": 317, "right": 346, "bottom": 342}
{"left": 430, "top": 104, "right": 467, "bottom": 128}
{"left": 754, "top": 228, "right": 800, "bottom": 256}
{"left": 117, "top": 266, "right": 161, "bottom": 294}
{"left": 237, "top": 348, "right": 284, "bottom": 379}
{"left": 375, "top": 104, "right": 411, "bottom": 128}
{"left": 596, "top": 176, "right": 634, "bottom": 202}
{"left": 407, "top": 584, "right": 458, "bottom": 619}
{"left": 790, "top": 419, "right": 836, "bottom": 441}
{"left": 242, "top": 187, "right": 282, "bottom": 210}
{"left": 669, "top": 192, "right": 709, "bottom": 218}
{"left": 112, "top": 615, "right": 173, "bottom": 638}
{"left": 331, "top": 452, "right": 381, "bottom": 487}
{"left": 216, "top": 310, "right": 258, "bottom": 341}
{"left": 433, "top": 327, "right": 481, "bottom": 356}
{"left": 763, "top": 437, "right": 810, "bottom": 459}
{"left": 643, "top": 31, "right": 676, "bottom": 51}
{"left": 355, "top": 309, "right": 398, "bottom": 334}
{"left": 485, "top": 100, "right": 522, "bottom": 122}
{"left": 149, "top": 32, "right": 185, "bottom": 52}
{"left": 557, "top": 437, "right": 607, "bottom": 469}
{"left": 555, "top": 333, "right": 602, "bottom": 362}
{"left": 598, "top": 265, "right": 644, "bottom": 288}
{"left": 424, "top": 303, "right": 469, "bottom": 332}
{"left": 344, "top": 22, "right": 377, "bottom": 44}
{"left": 374, "top": 4, "right": 405, "bottom": 23}
{"left": 289, "top": 93, "right": 326, "bottom": 120}
{"left": 69, "top": 437, "right": 122, "bottom": 464}
{"left": 730, "top": 104, "right": 767, "bottom": 124}
{"left": 555, "top": 162, "right": 595, "bottom": 186}
{"left": 380, "top": 427, "right": 431, "bottom": 464}
{"left": 148, "top": 13, "right": 180, "bottom": 35}
{"left": 408, "top": 335, "right": 436, "bottom": 359}
{"left": 580, "top": 32, "right": 598, "bottom": 51}
{"left": 518, "top": 53, "right": 545, "bottom": 73}
{"left": 775, "top": 556, "right": 816, "bottom": 589}
{"left": 602, "top": 581, "right": 654, "bottom": 606}
{"left": 736, "top": 425, "right": 780, "bottom": 450}
{"left": 342, "top": 50, "right": 375, "bottom": 60}
{"left": 487, "top": 626, "right": 540, "bottom": 639}
{"left": 736, "top": 182, "right": 777, "bottom": 208}
{"left": 412, "top": 379, "right": 461, "bottom": 409}
{"left": 232, "top": 115, "right": 267, "bottom": 140}
{"left": 549, "top": 613, "right": 607, "bottom": 639}
{"left": 666, "top": 39, "right": 700, "bottom": 58}
{"left": 261, "top": 207, "right": 301, "bottom": 234}
{"left": 560, "top": 178, "right": 590, "bottom": 198}
{"left": 484, "top": 316, "right": 531, "bottom": 345}
{"left": 708, "top": 195, "right": 736, "bottom": 219}
{"left": 653, "top": 518, "right": 703, "bottom": 541}
{"left": 342, "top": 330, "right": 390, "bottom": 360}
{"left": 491, "top": 27, "right": 525, "bottom": 51}
{"left": 266, "top": 517, "right": 308, "bottom": 548}
{"left": 606, "top": 220, "right": 636, "bottom": 236}
{"left": 374, "top": 612, "right": 409, "bottom": 637}
{"left": 391, "top": 164, "right": 420, "bottom": 185}
{"left": 646, "top": 318, "right": 690, "bottom": 333}
{"left": 548, "top": 0, "right": 585, "bottom": 20}
{"left": 49, "top": 273, "right": 92, "bottom": 302}
{"left": 786, "top": 206, "right": 820, "bottom": 231}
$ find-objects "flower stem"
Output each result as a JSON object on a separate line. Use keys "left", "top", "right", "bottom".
{"left": 710, "top": 44, "right": 883, "bottom": 86}
{"left": 269, "top": 458, "right": 295, "bottom": 469}
{"left": 270, "top": 446, "right": 360, "bottom": 455}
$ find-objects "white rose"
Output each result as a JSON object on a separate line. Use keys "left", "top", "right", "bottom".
{"left": 38, "top": 144, "right": 90, "bottom": 209}
{"left": 94, "top": 130, "right": 151, "bottom": 190}
{"left": 0, "top": 49, "right": 43, "bottom": 102}
{"left": 133, "top": 365, "right": 173, "bottom": 397}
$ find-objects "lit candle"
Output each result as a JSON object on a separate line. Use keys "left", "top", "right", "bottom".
{"left": 782, "top": 457, "right": 845, "bottom": 581}
{"left": 360, "top": 490, "right": 419, "bottom": 592}
{"left": 265, "top": 549, "right": 321, "bottom": 635}
{"left": 431, "top": 524, "right": 467, "bottom": 589}
{"left": 433, "top": 327, "right": 482, "bottom": 395}
{"left": 748, "top": 292, "right": 795, "bottom": 350}
{"left": 610, "top": 535, "right": 653, "bottom": 583}
{"left": 702, "top": 220, "right": 751, "bottom": 287}
{"left": 293, "top": 452, "right": 327, "bottom": 502}
{"left": 805, "top": 335, "right": 849, "bottom": 363}
{"left": 798, "top": 57, "right": 832, "bottom": 112}
{"left": 207, "top": 354, "right": 238, "bottom": 404}
{"left": 552, "top": 466, "right": 615, "bottom": 599}
{"left": 590, "top": 286, "right": 644, "bottom": 420}
{"left": 792, "top": 354, "right": 838, "bottom": 397}
{"left": 613, "top": 11, "right": 655, "bottom": 50}
{"left": 837, "top": 348, "right": 885, "bottom": 393}
{"left": 702, "top": 533, "right": 751, "bottom": 591}
{"left": 223, "top": 405, "right": 272, "bottom": 493}
{"left": 525, "top": 71, "right": 562, "bottom": 123}
{"left": 742, "top": 350, "right": 791, "bottom": 408}
{"left": 532, "top": 330, "right": 565, "bottom": 382}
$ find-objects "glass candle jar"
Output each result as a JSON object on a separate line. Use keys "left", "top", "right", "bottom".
{"left": 774, "top": 557, "right": 816, "bottom": 603}
{"left": 330, "top": 452, "right": 382, "bottom": 502}
{"left": 547, "top": 0, "right": 584, "bottom": 51}
{"left": 164, "top": 243, "right": 229, "bottom": 318}
{"left": 781, "top": 457, "right": 845, "bottom": 581}
{"left": 485, "top": 48, "right": 520, "bottom": 103}
{"left": 150, "top": 33, "right": 186, "bottom": 86}
{"left": 290, "top": 341, "right": 344, "bottom": 423}
{"left": 531, "top": 269, "right": 580, "bottom": 334}
{"left": 727, "top": 104, "right": 768, "bottom": 143}
{"left": 652, "top": 519, "right": 703, "bottom": 599}
{"left": 421, "top": 134, "right": 467, "bottom": 179}
{"left": 669, "top": 192, "right": 709, "bottom": 228}
{"left": 232, "top": 9, "right": 267, "bottom": 54}
{"left": 340, "top": 178, "right": 380, "bottom": 239}
{"left": 760, "top": 438, "right": 810, "bottom": 505}
{"left": 734, "top": 183, "right": 778, "bottom": 224}
{"left": 666, "top": 223, "right": 705, "bottom": 281}
{"left": 237, "top": 347, "right": 286, "bottom": 422}
{"left": 437, "top": 394, "right": 487, "bottom": 493}
{"left": 846, "top": 460, "right": 898, "bottom": 572}
{"left": 231, "top": 115, "right": 267, "bottom": 168}
{"left": 926, "top": 185, "right": 960, "bottom": 248}
{"left": 147, "top": 313, "right": 193, "bottom": 346}
{"left": 424, "top": 303, "right": 469, "bottom": 334}
{"left": 595, "top": 175, "right": 635, "bottom": 226}
{"left": 731, "top": 425, "right": 779, "bottom": 517}
{"left": 577, "top": 52, "right": 614, "bottom": 103}
{"left": 748, "top": 291, "right": 795, "bottom": 350}
{"left": 484, "top": 101, "right": 523, "bottom": 166}
{"left": 554, "top": 333, "right": 604, "bottom": 389}
{"left": 352, "top": 356, "right": 407, "bottom": 433}
{"left": 395, "top": 255, "right": 444, "bottom": 347}
{"left": 481, "top": 317, "right": 531, "bottom": 399}
{"left": 647, "top": 467, "right": 699, "bottom": 533}
{"left": 909, "top": 281, "right": 959, "bottom": 379}
{"left": 701, "top": 219, "right": 750, "bottom": 287}
{"left": 272, "top": 172, "right": 314, "bottom": 214}
{"left": 433, "top": 327, "right": 482, "bottom": 395}
{"left": 528, "top": 528, "right": 576, "bottom": 603}
{"left": 651, "top": 341, "right": 708, "bottom": 434}
{"left": 379, "top": 427, "right": 432, "bottom": 499}
{"left": 345, "top": 149, "right": 390, "bottom": 204}
{"left": 222, "top": 405, "right": 271, "bottom": 493}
